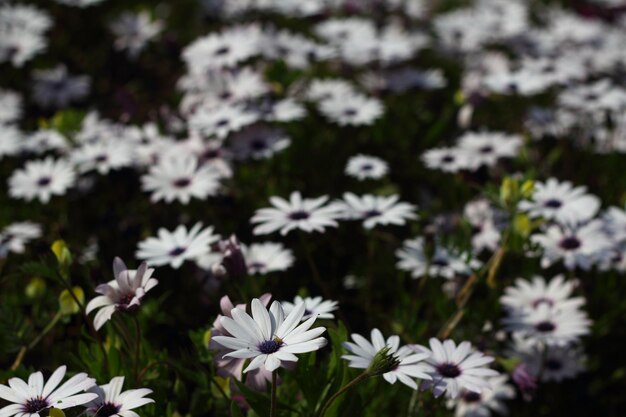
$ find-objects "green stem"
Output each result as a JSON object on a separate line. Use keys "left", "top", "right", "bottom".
{"left": 10, "top": 311, "right": 62, "bottom": 371}
{"left": 270, "top": 370, "right": 277, "bottom": 417}
{"left": 318, "top": 371, "right": 370, "bottom": 417}
{"left": 132, "top": 315, "right": 142, "bottom": 383}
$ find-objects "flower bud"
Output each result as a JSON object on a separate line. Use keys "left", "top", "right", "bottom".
{"left": 367, "top": 346, "right": 400, "bottom": 376}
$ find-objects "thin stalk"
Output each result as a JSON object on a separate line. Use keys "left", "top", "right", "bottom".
{"left": 270, "top": 370, "right": 277, "bottom": 417}
{"left": 10, "top": 311, "right": 62, "bottom": 371}
{"left": 318, "top": 371, "right": 370, "bottom": 417}
{"left": 132, "top": 315, "right": 142, "bottom": 383}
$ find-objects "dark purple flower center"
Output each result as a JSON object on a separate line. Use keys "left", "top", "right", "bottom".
{"left": 437, "top": 363, "right": 461, "bottom": 378}
{"left": 531, "top": 297, "right": 554, "bottom": 308}
{"left": 169, "top": 246, "right": 186, "bottom": 256}
{"left": 248, "top": 261, "right": 266, "bottom": 272}
{"left": 95, "top": 154, "right": 108, "bottom": 163}
{"left": 479, "top": 145, "right": 493, "bottom": 154}
{"left": 360, "top": 164, "right": 373, "bottom": 171}
{"left": 173, "top": 177, "right": 191, "bottom": 188}
{"left": 37, "top": 176, "right": 52, "bottom": 186}
{"left": 216, "top": 118, "right": 230, "bottom": 128}
{"left": 96, "top": 402, "right": 121, "bottom": 417}
{"left": 545, "top": 358, "right": 562, "bottom": 371}
{"left": 442, "top": 155, "right": 455, "bottom": 164}
{"left": 259, "top": 340, "right": 282, "bottom": 354}
{"left": 535, "top": 321, "right": 556, "bottom": 333}
{"left": 363, "top": 209, "right": 382, "bottom": 218}
{"left": 202, "top": 149, "right": 220, "bottom": 160}
{"left": 344, "top": 108, "right": 357, "bottom": 117}
{"left": 559, "top": 236, "right": 581, "bottom": 250}
{"left": 544, "top": 199, "right": 562, "bottom": 208}
{"left": 24, "top": 397, "right": 49, "bottom": 413}
{"left": 250, "top": 139, "right": 267, "bottom": 151}
{"left": 215, "top": 46, "right": 230, "bottom": 56}
{"left": 289, "top": 210, "right": 310, "bottom": 220}
{"left": 463, "top": 391, "right": 482, "bottom": 403}
{"left": 431, "top": 258, "right": 449, "bottom": 267}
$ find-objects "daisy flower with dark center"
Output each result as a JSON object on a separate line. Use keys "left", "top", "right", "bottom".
{"left": 336, "top": 192, "right": 417, "bottom": 229}
{"left": 446, "top": 375, "right": 515, "bottom": 417}
{"left": 396, "top": 237, "right": 481, "bottom": 279}
{"left": 32, "top": 65, "right": 90, "bottom": 109}
{"left": 71, "top": 140, "right": 133, "bottom": 175}
{"left": 502, "top": 303, "right": 591, "bottom": 347}
{"left": 282, "top": 295, "right": 338, "bottom": 320}
{"left": 342, "top": 329, "right": 431, "bottom": 390}
{"left": 414, "top": 338, "right": 499, "bottom": 398}
{"left": 422, "top": 147, "right": 470, "bottom": 173}
{"left": 0, "top": 221, "right": 41, "bottom": 255}
{"left": 318, "top": 93, "right": 383, "bottom": 126}
{"left": 518, "top": 178, "right": 600, "bottom": 225}
{"left": 456, "top": 132, "right": 522, "bottom": 170}
{"left": 212, "top": 298, "right": 327, "bottom": 373}
{"left": 500, "top": 275, "right": 584, "bottom": 313}
{"left": 23, "top": 129, "right": 68, "bottom": 154}
{"left": 141, "top": 153, "right": 222, "bottom": 204}
{"left": 8, "top": 157, "right": 76, "bottom": 203}
{"left": 510, "top": 337, "right": 585, "bottom": 382}
{"left": 345, "top": 154, "right": 388, "bottom": 180}
{"left": 85, "top": 376, "right": 153, "bottom": 417}
{"left": 86, "top": 257, "right": 158, "bottom": 330}
{"left": 229, "top": 126, "right": 291, "bottom": 160}
{"left": 243, "top": 242, "right": 294, "bottom": 275}
{"left": 0, "top": 365, "right": 97, "bottom": 417}
{"left": 251, "top": 191, "right": 343, "bottom": 235}
{"left": 531, "top": 220, "right": 611, "bottom": 270}
{"left": 136, "top": 223, "right": 219, "bottom": 269}
{"left": 110, "top": 11, "right": 162, "bottom": 58}
{"left": 189, "top": 103, "right": 258, "bottom": 139}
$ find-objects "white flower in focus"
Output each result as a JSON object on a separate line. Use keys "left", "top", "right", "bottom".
{"left": 0, "top": 365, "right": 97, "bottom": 417}
{"left": 212, "top": 298, "right": 327, "bottom": 372}
{"left": 8, "top": 157, "right": 76, "bottom": 203}
{"left": 85, "top": 376, "right": 154, "bottom": 417}
{"left": 86, "top": 257, "right": 158, "bottom": 330}
{"left": 342, "top": 329, "right": 431, "bottom": 390}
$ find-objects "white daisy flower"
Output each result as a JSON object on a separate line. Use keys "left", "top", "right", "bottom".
{"left": 304, "top": 79, "right": 356, "bottom": 102}
{"left": 336, "top": 192, "right": 417, "bottom": 229}
{"left": 8, "top": 157, "right": 76, "bottom": 203}
{"left": 86, "top": 257, "right": 158, "bottom": 331}
{"left": 531, "top": 220, "right": 611, "bottom": 270}
{"left": 0, "top": 222, "right": 42, "bottom": 256}
{"left": 502, "top": 303, "right": 591, "bottom": 347}
{"left": 136, "top": 223, "right": 219, "bottom": 269}
{"left": 0, "top": 365, "right": 97, "bottom": 417}
{"left": 110, "top": 11, "right": 162, "bottom": 58}
{"left": 32, "top": 65, "right": 90, "bottom": 109}
{"left": 261, "top": 98, "right": 306, "bottom": 123}
{"left": 342, "top": 329, "right": 431, "bottom": 390}
{"left": 500, "top": 275, "right": 584, "bottom": 313}
{"left": 456, "top": 132, "right": 523, "bottom": 170}
{"left": 601, "top": 206, "right": 626, "bottom": 243}
{"left": 188, "top": 103, "right": 258, "bottom": 139}
{"left": 0, "top": 125, "right": 23, "bottom": 160}
{"left": 464, "top": 199, "right": 503, "bottom": 253}
{"left": 396, "top": 237, "right": 481, "bottom": 279}
{"left": 141, "top": 153, "right": 222, "bottom": 204}
{"left": 282, "top": 296, "right": 338, "bottom": 320}
{"left": 318, "top": 94, "right": 383, "bottom": 126}
{"left": 422, "top": 147, "right": 471, "bottom": 173}
{"left": 0, "top": 89, "right": 22, "bottom": 124}
{"left": 510, "top": 337, "right": 585, "bottom": 382}
{"left": 85, "top": 376, "right": 154, "bottom": 417}
{"left": 23, "top": 129, "right": 68, "bottom": 154}
{"left": 212, "top": 298, "right": 327, "bottom": 373}
{"left": 518, "top": 178, "right": 600, "bottom": 226}
{"left": 71, "top": 140, "right": 133, "bottom": 175}
{"left": 251, "top": 191, "right": 342, "bottom": 236}
{"left": 415, "top": 338, "right": 499, "bottom": 398}
{"left": 345, "top": 154, "right": 388, "bottom": 180}
{"left": 229, "top": 126, "right": 290, "bottom": 160}
{"left": 446, "top": 375, "right": 515, "bottom": 417}
{"left": 243, "top": 242, "right": 294, "bottom": 275}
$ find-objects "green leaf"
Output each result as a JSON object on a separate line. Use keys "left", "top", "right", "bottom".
{"left": 230, "top": 401, "right": 245, "bottom": 417}
{"left": 49, "top": 408, "right": 66, "bottom": 417}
